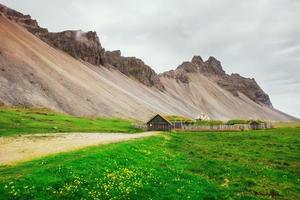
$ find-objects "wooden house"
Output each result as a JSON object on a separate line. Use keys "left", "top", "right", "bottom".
{"left": 146, "top": 114, "right": 172, "bottom": 131}
{"left": 249, "top": 120, "right": 262, "bottom": 130}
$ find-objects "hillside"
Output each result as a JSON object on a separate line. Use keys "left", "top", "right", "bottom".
{"left": 161, "top": 56, "right": 272, "bottom": 107}
{"left": 0, "top": 4, "right": 297, "bottom": 121}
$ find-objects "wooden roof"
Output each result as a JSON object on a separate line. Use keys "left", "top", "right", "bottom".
{"left": 146, "top": 114, "right": 172, "bottom": 125}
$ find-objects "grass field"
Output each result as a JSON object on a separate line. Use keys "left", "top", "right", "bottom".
{"left": 274, "top": 122, "right": 300, "bottom": 128}
{"left": 0, "top": 128, "right": 299, "bottom": 199}
{"left": 0, "top": 107, "right": 142, "bottom": 136}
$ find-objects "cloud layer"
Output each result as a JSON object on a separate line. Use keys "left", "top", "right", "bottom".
{"left": 1, "top": 0, "right": 299, "bottom": 118}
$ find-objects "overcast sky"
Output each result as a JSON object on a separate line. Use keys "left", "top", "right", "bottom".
{"left": 1, "top": 0, "right": 300, "bottom": 118}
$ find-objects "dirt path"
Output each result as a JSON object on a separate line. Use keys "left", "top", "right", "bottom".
{"left": 0, "top": 132, "right": 159, "bottom": 165}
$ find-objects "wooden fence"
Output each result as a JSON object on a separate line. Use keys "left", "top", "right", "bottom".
{"left": 173, "top": 122, "right": 273, "bottom": 131}
{"left": 134, "top": 122, "right": 273, "bottom": 132}
{"left": 133, "top": 123, "right": 147, "bottom": 130}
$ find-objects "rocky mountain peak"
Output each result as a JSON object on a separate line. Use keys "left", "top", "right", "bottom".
{"left": 0, "top": 4, "right": 165, "bottom": 89}
{"left": 204, "top": 56, "right": 225, "bottom": 75}
{"left": 0, "top": 4, "right": 105, "bottom": 66}
{"left": 43, "top": 30, "right": 105, "bottom": 65}
{"left": 0, "top": 4, "right": 33, "bottom": 24}
{"left": 174, "top": 56, "right": 225, "bottom": 76}
{"left": 0, "top": 3, "right": 48, "bottom": 37}
{"left": 206, "top": 56, "right": 220, "bottom": 65}
{"left": 191, "top": 56, "right": 204, "bottom": 65}
{"left": 161, "top": 55, "right": 272, "bottom": 107}
{"left": 0, "top": 3, "right": 273, "bottom": 108}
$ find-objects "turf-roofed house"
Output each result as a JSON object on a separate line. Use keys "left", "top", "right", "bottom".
{"left": 146, "top": 114, "right": 172, "bottom": 131}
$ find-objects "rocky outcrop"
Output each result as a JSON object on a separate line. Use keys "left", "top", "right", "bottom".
{"left": 0, "top": 3, "right": 164, "bottom": 89}
{"left": 160, "top": 69, "right": 190, "bottom": 84}
{"left": 0, "top": 4, "right": 40, "bottom": 29}
{"left": 42, "top": 30, "right": 105, "bottom": 65}
{"left": 161, "top": 56, "right": 272, "bottom": 107}
{"left": 0, "top": 3, "right": 272, "bottom": 107}
{"left": 0, "top": 4, "right": 105, "bottom": 66}
{"left": 217, "top": 73, "right": 272, "bottom": 107}
{"left": 161, "top": 55, "right": 225, "bottom": 84}
{"left": 104, "top": 51, "right": 164, "bottom": 90}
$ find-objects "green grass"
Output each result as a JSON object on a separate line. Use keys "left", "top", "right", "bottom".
{"left": 171, "top": 128, "right": 300, "bottom": 199}
{"left": 163, "top": 116, "right": 224, "bottom": 126}
{"left": 195, "top": 120, "right": 224, "bottom": 126}
{"left": 0, "top": 128, "right": 299, "bottom": 199}
{"left": 0, "top": 107, "right": 142, "bottom": 136}
{"left": 226, "top": 119, "right": 264, "bottom": 125}
{"left": 226, "top": 119, "right": 249, "bottom": 125}
{"left": 165, "top": 115, "right": 194, "bottom": 122}
{"left": 274, "top": 122, "right": 300, "bottom": 128}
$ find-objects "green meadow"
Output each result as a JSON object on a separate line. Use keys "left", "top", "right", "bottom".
{"left": 0, "top": 128, "right": 299, "bottom": 199}
{"left": 0, "top": 107, "right": 299, "bottom": 199}
{"left": 0, "top": 107, "right": 142, "bottom": 136}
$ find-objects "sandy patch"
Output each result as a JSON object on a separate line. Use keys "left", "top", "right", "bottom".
{"left": 0, "top": 132, "right": 159, "bottom": 165}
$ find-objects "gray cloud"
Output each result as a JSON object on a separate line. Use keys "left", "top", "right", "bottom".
{"left": 1, "top": 0, "right": 299, "bottom": 118}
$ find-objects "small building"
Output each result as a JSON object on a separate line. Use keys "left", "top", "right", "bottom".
{"left": 196, "top": 112, "right": 210, "bottom": 121}
{"left": 146, "top": 114, "right": 172, "bottom": 131}
{"left": 249, "top": 120, "right": 262, "bottom": 130}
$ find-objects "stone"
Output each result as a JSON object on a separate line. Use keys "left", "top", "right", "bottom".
{"left": 104, "top": 51, "right": 164, "bottom": 90}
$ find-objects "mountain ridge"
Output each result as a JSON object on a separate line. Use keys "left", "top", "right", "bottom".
{"left": 0, "top": 3, "right": 164, "bottom": 90}
{"left": 0, "top": 3, "right": 272, "bottom": 107}
{"left": 161, "top": 56, "right": 272, "bottom": 107}
{"left": 0, "top": 3, "right": 297, "bottom": 121}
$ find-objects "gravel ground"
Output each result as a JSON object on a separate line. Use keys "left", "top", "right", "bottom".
{"left": 0, "top": 132, "right": 159, "bottom": 165}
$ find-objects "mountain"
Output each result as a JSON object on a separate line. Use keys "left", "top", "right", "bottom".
{"left": 0, "top": 4, "right": 164, "bottom": 90}
{"left": 161, "top": 56, "right": 272, "bottom": 107}
{"left": 0, "top": 4, "right": 297, "bottom": 121}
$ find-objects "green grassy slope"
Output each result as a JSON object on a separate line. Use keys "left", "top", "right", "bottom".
{"left": 0, "top": 128, "right": 299, "bottom": 199}
{"left": 0, "top": 107, "right": 142, "bottom": 136}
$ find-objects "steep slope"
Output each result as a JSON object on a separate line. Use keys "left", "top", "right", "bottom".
{"left": 0, "top": 7, "right": 297, "bottom": 121}
{"left": 0, "top": 3, "right": 105, "bottom": 66}
{"left": 0, "top": 14, "right": 195, "bottom": 120}
{"left": 161, "top": 56, "right": 272, "bottom": 107}
{"left": 0, "top": 3, "right": 163, "bottom": 90}
{"left": 0, "top": 3, "right": 274, "bottom": 104}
